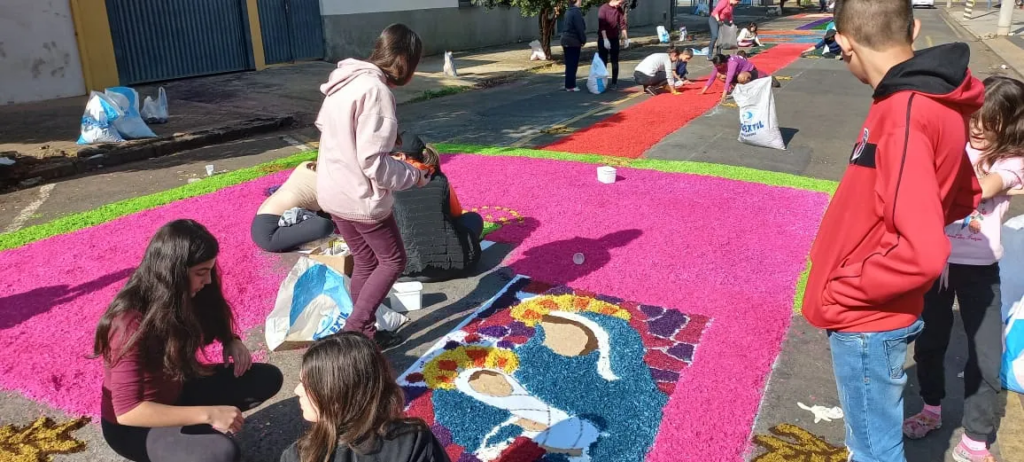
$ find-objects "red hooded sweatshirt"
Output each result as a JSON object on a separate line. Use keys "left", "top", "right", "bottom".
{"left": 802, "top": 43, "right": 983, "bottom": 333}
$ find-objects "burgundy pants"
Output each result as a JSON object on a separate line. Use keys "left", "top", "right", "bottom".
{"left": 332, "top": 214, "right": 407, "bottom": 338}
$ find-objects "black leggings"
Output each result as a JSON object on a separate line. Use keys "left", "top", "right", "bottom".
{"left": 251, "top": 213, "right": 335, "bottom": 253}
{"left": 597, "top": 35, "right": 621, "bottom": 84}
{"left": 634, "top": 70, "right": 668, "bottom": 88}
{"left": 101, "top": 364, "right": 284, "bottom": 462}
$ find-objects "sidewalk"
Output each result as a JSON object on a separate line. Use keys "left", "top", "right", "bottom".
{"left": 941, "top": 5, "right": 1024, "bottom": 77}
{"left": 0, "top": 26, "right": 663, "bottom": 190}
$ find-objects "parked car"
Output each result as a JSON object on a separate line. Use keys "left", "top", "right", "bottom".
{"left": 912, "top": 0, "right": 935, "bottom": 8}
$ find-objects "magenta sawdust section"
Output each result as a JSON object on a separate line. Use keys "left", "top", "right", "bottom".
{"left": 0, "top": 171, "right": 292, "bottom": 417}
{"left": 422, "top": 154, "right": 829, "bottom": 461}
{"left": 398, "top": 277, "right": 711, "bottom": 462}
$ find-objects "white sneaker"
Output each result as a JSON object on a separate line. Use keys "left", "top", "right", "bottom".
{"left": 565, "top": 87, "right": 581, "bottom": 92}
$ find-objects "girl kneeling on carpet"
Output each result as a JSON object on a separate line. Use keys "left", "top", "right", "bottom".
{"left": 251, "top": 161, "right": 336, "bottom": 253}
{"left": 281, "top": 332, "right": 450, "bottom": 462}
{"left": 94, "top": 219, "right": 284, "bottom": 462}
{"left": 903, "top": 76, "right": 1024, "bottom": 462}
{"left": 316, "top": 23, "right": 431, "bottom": 350}
{"left": 700, "top": 53, "right": 779, "bottom": 103}
{"left": 391, "top": 133, "right": 483, "bottom": 283}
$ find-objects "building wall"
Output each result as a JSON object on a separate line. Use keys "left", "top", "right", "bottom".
{"left": 320, "top": 0, "right": 671, "bottom": 61}
{"left": 0, "top": 0, "right": 87, "bottom": 105}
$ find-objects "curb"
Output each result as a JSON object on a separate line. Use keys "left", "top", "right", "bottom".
{"left": 0, "top": 116, "right": 294, "bottom": 192}
{"left": 939, "top": 8, "right": 1024, "bottom": 79}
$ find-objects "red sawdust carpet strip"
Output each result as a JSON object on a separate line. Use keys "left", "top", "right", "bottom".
{"left": 543, "top": 44, "right": 807, "bottom": 159}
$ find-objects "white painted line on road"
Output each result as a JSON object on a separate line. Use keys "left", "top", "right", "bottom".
{"left": 5, "top": 184, "right": 55, "bottom": 233}
{"left": 282, "top": 135, "right": 313, "bottom": 151}
{"left": 926, "top": 35, "right": 934, "bottom": 48}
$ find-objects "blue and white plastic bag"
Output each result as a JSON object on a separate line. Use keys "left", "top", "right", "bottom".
{"left": 266, "top": 257, "right": 407, "bottom": 351}
{"left": 587, "top": 54, "right": 609, "bottom": 94}
{"left": 1001, "top": 215, "right": 1024, "bottom": 392}
{"left": 77, "top": 92, "right": 125, "bottom": 144}
{"left": 657, "top": 26, "right": 670, "bottom": 43}
{"left": 105, "top": 87, "right": 157, "bottom": 139}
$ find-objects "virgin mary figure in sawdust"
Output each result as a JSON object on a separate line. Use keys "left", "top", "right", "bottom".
{"left": 426, "top": 294, "right": 667, "bottom": 461}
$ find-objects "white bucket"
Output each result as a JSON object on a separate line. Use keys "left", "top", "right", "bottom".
{"left": 597, "top": 166, "right": 617, "bottom": 184}
{"left": 389, "top": 281, "right": 423, "bottom": 312}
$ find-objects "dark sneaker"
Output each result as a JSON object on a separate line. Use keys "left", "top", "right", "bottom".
{"left": 374, "top": 330, "right": 405, "bottom": 351}
{"left": 644, "top": 86, "right": 658, "bottom": 96}
{"left": 771, "top": 76, "right": 781, "bottom": 88}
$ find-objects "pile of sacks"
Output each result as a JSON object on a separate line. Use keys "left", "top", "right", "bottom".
{"left": 78, "top": 87, "right": 169, "bottom": 144}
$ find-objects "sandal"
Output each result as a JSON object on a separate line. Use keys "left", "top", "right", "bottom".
{"left": 902, "top": 410, "right": 941, "bottom": 439}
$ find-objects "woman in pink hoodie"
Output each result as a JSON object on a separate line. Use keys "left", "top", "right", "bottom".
{"left": 315, "top": 24, "right": 429, "bottom": 349}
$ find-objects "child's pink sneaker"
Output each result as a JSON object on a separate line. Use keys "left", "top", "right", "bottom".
{"left": 952, "top": 441, "right": 996, "bottom": 462}
{"left": 902, "top": 410, "right": 941, "bottom": 439}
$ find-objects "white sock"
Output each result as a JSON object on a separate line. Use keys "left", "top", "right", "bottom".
{"left": 962, "top": 434, "right": 988, "bottom": 452}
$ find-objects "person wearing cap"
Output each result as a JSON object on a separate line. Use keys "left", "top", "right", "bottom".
{"left": 803, "top": 29, "right": 842, "bottom": 59}
{"left": 390, "top": 134, "right": 483, "bottom": 283}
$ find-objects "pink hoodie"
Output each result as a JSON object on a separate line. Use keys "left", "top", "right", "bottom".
{"left": 315, "top": 59, "right": 422, "bottom": 223}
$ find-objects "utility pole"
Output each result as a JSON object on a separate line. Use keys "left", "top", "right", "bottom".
{"left": 964, "top": 0, "right": 974, "bottom": 19}
{"left": 997, "top": 0, "right": 1015, "bottom": 35}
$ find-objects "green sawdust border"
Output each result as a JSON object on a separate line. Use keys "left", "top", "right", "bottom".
{"left": 0, "top": 144, "right": 836, "bottom": 312}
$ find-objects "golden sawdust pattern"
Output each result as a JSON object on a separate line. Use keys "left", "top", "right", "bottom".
{"left": 511, "top": 294, "right": 631, "bottom": 327}
{"left": 468, "top": 206, "right": 525, "bottom": 224}
{"left": 0, "top": 416, "right": 89, "bottom": 462}
{"left": 423, "top": 346, "right": 520, "bottom": 390}
{"left": 752, "top": 423, "right": 848, "bottom": 462}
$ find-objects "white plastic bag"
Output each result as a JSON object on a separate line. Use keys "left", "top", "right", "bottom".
{"left": 77, "top": 91, "right": 125, "bottom": 145}
{"left": 718, "top": 23, "right": 739, "bottom": 50}
{"left": 142, "top": 87, "right": 169, "bottom": 124}
{"left": 587, "top": 54, "right": 609, "bottom": 94}
{"left": 1000, "top": 215, "right": 1024, "bottom": 392}
{"left": 529, "top": 40, "right": 547, "bottom": 61}
{"left": 657, "top": 26, "right": 670, "bottom": 43}
{"left": 732, "top": 77, "right": 786, "bottom": 150}
{"left": 105, "top": 87, "right": 157, "bottom": 139}
{"left": 265, "top": 257, "right": 407, "bottom": 351}
{"left": 443, "top": 51, "right": 459, "bottom": 77}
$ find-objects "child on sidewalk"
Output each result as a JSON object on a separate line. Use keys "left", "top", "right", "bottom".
{"left": 633, "top": 46, "right": 687, "bottom": 95}
{"left": 801, "top": 0, "right": 984, "bottom": 460}
{"left": 903, "top": 76, "right": 1024, "bottom": 462}
{"left": 316, "top": 24, "right": 431, "bottom": 350}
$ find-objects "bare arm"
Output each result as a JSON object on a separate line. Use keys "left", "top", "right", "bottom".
{"left": 117, "top": 402, "right": 211, "bottom": 428}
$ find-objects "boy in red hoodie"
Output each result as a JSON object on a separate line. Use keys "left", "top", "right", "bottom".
{"left": 802, "top": 0, "right": 983, "bottom": 460}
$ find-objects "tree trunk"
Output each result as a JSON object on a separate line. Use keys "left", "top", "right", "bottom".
{"left": 539, "top": 7, "right": 556, "bottom": 60}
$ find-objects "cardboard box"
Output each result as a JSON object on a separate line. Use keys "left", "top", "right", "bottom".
{"left": 308, "top": 249, "right": 353, "bottom": 277}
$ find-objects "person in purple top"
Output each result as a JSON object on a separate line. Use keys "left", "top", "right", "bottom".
{"left": 598, "top": 0, "right": 627, "bottom": 89}
{"left": 700, "top": 53, "right": 778, "bottom": 102}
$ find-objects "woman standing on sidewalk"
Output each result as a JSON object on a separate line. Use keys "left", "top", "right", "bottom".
{"left": 599, "top": 0, "right": 626, "bottom": 89}
{"left": 561, "top": 0, "right": 587, "bottom": 92}
{"left": 708, "top": 0, "right": 740, "bottom": 60}
{"left": 315, "top": 23, "right": 431, "bottom": 350}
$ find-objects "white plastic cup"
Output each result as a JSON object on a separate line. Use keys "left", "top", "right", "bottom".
{"left": 573, "top": 253, "right": 585, "bottom": 265}
{"left": 205, "top": 164, "right": 215, "bottom": 176}
{"left": 597, "top": 166, "right": 617, "bottom": 184}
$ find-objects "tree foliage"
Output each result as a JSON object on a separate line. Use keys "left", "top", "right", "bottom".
{"left": 473, "top": 0, "right": 608, "bottom": 59}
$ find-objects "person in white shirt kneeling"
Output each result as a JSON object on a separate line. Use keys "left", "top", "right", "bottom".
{"left": 633, "top": 46, "right": 691, "bottom": 96}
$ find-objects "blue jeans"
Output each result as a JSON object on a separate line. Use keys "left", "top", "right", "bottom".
{"left": 828, "top": 319, "right": 924, "bottom": 462}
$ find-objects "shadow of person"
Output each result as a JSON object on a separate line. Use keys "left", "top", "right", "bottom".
{"left": 510, "top": 229, "right": 643, "bottom": 287}
{"left": 0, "top": 267, "right": 135, "bottom": 330}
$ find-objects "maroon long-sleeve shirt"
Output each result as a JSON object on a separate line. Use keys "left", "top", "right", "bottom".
{"left": 101, "top": 312, "right": 183, "bottom": 423}
{"left": 598, "top": 4, "right": 626, "bottom": 38}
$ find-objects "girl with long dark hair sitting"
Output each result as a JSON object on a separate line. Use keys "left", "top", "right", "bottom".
{"left": 94, "top": 219, "right": 284, "bottom": 462}
{"left": 282, "top": 332, "right": 449, "bottom": 462}
{"left": 391, "top": 134, "right": 483, "bottom": 283}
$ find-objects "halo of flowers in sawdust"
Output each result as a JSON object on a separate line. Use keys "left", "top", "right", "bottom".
{"left": 423, "top": 346, "right": 520, "bottom": 390}
{"left": 510, "top": 294, "right": 631, "bottom": 327}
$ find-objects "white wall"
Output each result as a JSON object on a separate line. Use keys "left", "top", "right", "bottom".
{"left": 0, "top": 0, "right": 86, "bottom": 105}
{"left": 320, "top": 0, "right": 457, "bottom": 16}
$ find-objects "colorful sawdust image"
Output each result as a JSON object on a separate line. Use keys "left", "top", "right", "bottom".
{"left": 398, "top": 277, "right": 710, "bottom": 461}
{"left": 0, "top": 417, "right": 89, "bottom": 462}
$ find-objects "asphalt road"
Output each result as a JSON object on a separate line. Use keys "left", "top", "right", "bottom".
{"left": 1, "top": 7, "right": 1023, "bottom": 462}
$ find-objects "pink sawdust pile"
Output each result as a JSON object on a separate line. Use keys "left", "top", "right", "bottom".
{"left": 0, "top": 171, "right": 292, "bottom": 417}
{"left": 441, "top": 154, "right": 829, "bottom": 461}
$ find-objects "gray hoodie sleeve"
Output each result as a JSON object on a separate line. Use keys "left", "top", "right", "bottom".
{"left": 356, "top": 89, "right": 422, "bottom": 192}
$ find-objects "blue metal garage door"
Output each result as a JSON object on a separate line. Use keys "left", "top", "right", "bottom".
{"left": 107, "top": 0, "right": 255, "bottom": 85}
{"left": 258, "top": 0, "right": 325, "bottom": 65}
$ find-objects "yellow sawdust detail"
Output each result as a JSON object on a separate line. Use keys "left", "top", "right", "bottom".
{"left": 0, "top": 417, "right": 89, "bottom": 462}
{"left": 423, "top": 346, "right": 519, "bottom": 390}
{"left": 511, "top": 294, "right": 631, "bottom": 327}
{"left": 752, "top": 423, "right": 848, "bottom": 462}
{"left": 774, "top": 76, "right": 793, "bottom": 81}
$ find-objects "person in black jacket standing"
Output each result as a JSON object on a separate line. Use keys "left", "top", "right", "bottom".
{"left": 561, "top": 0, "right": 587, "bottom": 92}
